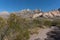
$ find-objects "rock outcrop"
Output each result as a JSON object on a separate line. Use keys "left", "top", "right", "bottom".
{"left": 32, "top": 10, "right": 60, "bottom": 18}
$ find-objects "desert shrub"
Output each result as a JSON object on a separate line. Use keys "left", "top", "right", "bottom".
{"left": 32, "top": 19, "right": 43, "bottom": 28}
{"left": 7, "top": 13, "right": 30, "bottom": 40}
{"left": 32, "top": 18, "right": 53, "bottom": 28}
{"left": 43, "top": 19, "right": 52, "bottom": 27}
{"left": 0, "top": 17, "right": 7, "bottom": 40}
{"left": 51, "top": 19, "right": 60, "bottom": 27}
{"left": 0, "top": 17, "right": 6, "bottom": 28}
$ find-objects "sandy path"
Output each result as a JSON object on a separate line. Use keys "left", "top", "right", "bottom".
{"left": 29, "top": 28, "right": 52, "bottom": 40}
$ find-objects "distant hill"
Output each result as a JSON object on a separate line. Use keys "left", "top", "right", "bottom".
{"left": 0, "top": 11, "right": 9, "bottom": 18}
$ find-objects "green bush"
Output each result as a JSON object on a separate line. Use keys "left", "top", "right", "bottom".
{"left": 43, "top": 19, "right": 52, "bottom": 27}
{"left": 7, "top": 13, "right": 30, "bottom": 40}
{"left": 52, "top": 19, "right": 60, "bottom": 27}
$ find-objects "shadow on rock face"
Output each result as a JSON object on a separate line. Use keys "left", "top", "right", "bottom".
{"left": 45, "top": 26, "right": 60, "bottom": 40}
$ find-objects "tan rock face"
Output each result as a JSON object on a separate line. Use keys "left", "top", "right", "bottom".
{"left": 32, "top": 10, "right": 60, "bottom": 18}
{"left": 48, "top": 12, "right": 54, "bottom": 18}
{"left": 32, "top": 13, "right": 43, "bottom": 18}
{"left": 43, "top": 12, "right": 49, "bottom": 18}
{"left": 51, "top": 11, "right": 60, "bottom": 16}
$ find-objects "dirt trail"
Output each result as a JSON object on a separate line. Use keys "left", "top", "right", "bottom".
{"left": 29, "top": 28, "right": 52, "bottom": 40}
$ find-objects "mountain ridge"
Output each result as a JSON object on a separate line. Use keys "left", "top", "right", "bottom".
{"left": 0, "top": 8, "right": 60, "bottom": 19}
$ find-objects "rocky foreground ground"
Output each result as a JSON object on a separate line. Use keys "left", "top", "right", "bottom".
{"left": 29, "top": 26, "right": 58, "bottom": 40}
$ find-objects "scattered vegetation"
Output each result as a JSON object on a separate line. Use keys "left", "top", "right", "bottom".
{"left": 0, "top": 13, "right": 60, "bottom": 40}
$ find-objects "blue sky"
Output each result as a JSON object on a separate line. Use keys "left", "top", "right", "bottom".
{"left": 0, "top": 0, "right": 60, "bottom": 12}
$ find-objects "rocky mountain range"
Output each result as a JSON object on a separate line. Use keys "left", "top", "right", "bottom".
{"left": 33, "top": 10, "right": 60, "bottom": 18}
{"left": 0, "top": 8, "right": 60, "bottom": 19}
